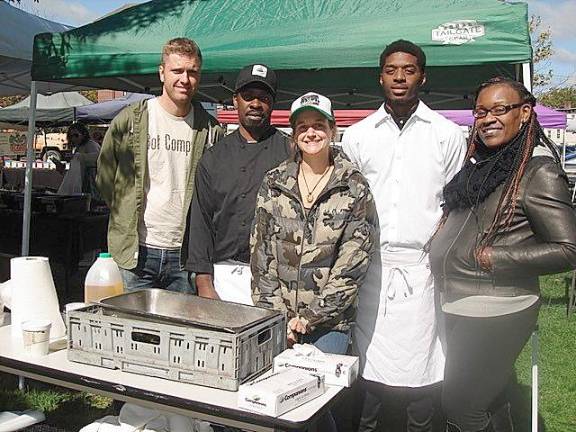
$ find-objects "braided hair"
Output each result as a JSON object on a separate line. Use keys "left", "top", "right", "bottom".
{"left": 472, "top": 78, "right": 559, "bottom": 257}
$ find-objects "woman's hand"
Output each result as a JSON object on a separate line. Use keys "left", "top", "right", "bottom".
{"left": 287, "top": 317, "right": 309, "bottom": 347}
{"left": 287, "top": 328, "right": 298, "bottom": 347}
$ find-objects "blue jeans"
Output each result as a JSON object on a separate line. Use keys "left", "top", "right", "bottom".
{"left": 302, "top": 329, "right": 351, "bottom": 432}
{"left": 302, "top": 328, "right": 351, "bottom": 355}
{"left": 120, "top": 245, "right": 195, "bottom": 294}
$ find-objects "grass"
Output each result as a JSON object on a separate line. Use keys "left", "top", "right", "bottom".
{"left": 0, "top": 274, "right": 574, "bottom": 431}
{"left": 513, "top": 273, "right": 576, "bottom": 432}
{"left": 0, "top": 374, "right": 115, "bottom": 431}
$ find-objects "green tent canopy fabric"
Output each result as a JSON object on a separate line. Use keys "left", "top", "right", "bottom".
{"left": 32, "top": 0, "right": 531, "bottom": 109}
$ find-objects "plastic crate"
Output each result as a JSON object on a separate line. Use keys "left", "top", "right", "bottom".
{"left": 67, "top": 301, "right": 286, "bottom": 391}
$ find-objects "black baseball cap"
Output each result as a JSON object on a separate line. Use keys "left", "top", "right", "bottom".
{"left": 234, "top": 64, "right": 278, "bottom": 98}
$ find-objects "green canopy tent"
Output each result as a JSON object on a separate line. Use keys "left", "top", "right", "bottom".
{"left": 22, "top": 0, "right": 532, "bottom": 256}
{"left": 31, "top": 0, "right": 533, "bottom": 110}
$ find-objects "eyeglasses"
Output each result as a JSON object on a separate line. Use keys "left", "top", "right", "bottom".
{"left": 472, "top": 103, "right": 525, "bottom": 119}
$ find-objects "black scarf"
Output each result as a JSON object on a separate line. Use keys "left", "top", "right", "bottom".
{"left": 443, "top": 130, "right": 526, "bottom": 211}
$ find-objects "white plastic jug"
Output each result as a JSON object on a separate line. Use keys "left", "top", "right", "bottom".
{"left": 84, "top": 252, "right": 124, "bottom": 303}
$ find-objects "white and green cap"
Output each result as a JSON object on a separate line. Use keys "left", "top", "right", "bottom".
{"left": 289, "top": 92, "right": 334, "bottom": 124}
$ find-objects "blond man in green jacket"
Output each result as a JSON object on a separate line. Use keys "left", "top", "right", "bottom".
{"left": 96, "top": 38, "right": 221, "bottom": 293}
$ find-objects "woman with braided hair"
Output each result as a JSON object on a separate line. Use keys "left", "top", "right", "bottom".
{"left": 429, "top": 77, "right": 576, "bottom": 432}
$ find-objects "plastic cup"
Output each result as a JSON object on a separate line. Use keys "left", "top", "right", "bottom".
{"left": 21, "top": 320, "right": 51, "bottom": 356}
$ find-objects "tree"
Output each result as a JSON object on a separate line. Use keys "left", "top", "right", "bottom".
{"left": 80, "top": 90, "right": 98, "bottom": 103}
{"left": 539, "top": 87, "right": 576, "bottom": 109}
{"left": 0, "top": 95, "right": 25, "bottom": 108}
{"left": 530, "top": 15, "right": 553, "bottom": 92}
{"left": 0, "top": 91, "right": 97, "bottom": 109}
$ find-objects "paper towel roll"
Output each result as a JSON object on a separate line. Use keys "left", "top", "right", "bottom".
{"left": 0, "top": 279, "right": 12, "bottom": 309}
{"left": 10, "top": 257, "right": 66, "bottom": 340}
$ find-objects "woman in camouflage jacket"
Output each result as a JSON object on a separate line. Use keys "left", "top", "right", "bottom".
{"left": 250, "top": 92, "right": 377, "bottom": 353}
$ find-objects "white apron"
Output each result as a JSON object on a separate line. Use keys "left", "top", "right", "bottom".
{"left": 213, "top": 260, "right": 254, "bottom": 306}
{"left": 354, "top": 249, "right": 445, "bottom": 387}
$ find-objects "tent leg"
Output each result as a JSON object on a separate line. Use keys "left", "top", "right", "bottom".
{"left": 522, "top": 63, "right": 532, "bottom": 93}
{"left": 531, "top": 327, "right": 539, "bottom": 432}
{"left": 18, "top": 81, "right": 37, "bottom": 392}
{"left": 562, "top": 132, "right": 566, "bottom": 169}
{"left": 21, "top": 81, "right": 37, "bottom": 256}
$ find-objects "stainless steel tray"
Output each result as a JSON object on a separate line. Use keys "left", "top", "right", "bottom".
{"left": 99, "top": 289, "right": 281, "bottom": 334}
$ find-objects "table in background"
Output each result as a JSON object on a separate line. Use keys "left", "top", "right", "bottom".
{"left": 0, "top": 325, "right": 344, "bottom": 432}
{"left": 0, "top": 167, "right": 64, "bottom": 191}
{"left": 0, "top": 209, "right": 108, "bottom": 295}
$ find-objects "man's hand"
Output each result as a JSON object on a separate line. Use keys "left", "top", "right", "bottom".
{"left": 195, "top": 273, "right": 220, "bottom": 299}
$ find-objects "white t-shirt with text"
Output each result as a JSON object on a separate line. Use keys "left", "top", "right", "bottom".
{"left": 138, "top": 97, "right": 195, "bottom": 249}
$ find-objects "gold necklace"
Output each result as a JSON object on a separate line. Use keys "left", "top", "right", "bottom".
{"left": 300, "top": 164, "right": 332, "bottom": 204}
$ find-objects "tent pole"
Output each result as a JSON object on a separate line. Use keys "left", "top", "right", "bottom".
{"left": 18, "top": 80, "right": 37, "bottom": 392}
{"left": 515, "top": 64, "right": 521, "bottom": 81}
{"left": 21, "top": 81, "right": 38, "bottom": 256}
{"left": 522, "top": 63, "right": 532, "bottom": 93}
{"left": 562, "top": 132, "right": 566, "bottom": 169}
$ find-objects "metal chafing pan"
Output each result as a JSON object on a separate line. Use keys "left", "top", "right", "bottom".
{"left": 99, "top": 289, "right": 281, "bottom": 334}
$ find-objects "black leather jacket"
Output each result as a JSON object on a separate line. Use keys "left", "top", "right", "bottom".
{"left": 430, "top": 155, "right": 576, "bottom": 302}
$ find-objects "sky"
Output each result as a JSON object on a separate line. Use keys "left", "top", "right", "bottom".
{"left": 12, "top": 0, "right": 576, "bottom": 90}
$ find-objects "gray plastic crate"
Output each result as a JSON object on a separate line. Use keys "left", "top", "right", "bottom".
{"left": 67, "top": 290, "right": 286, "bottom": 391}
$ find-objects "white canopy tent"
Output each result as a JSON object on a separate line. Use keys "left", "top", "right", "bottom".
{"left": 0, "top": 91, "right": 92, "bottom": 125}
{"left": 0, "top": 1, "right": 87, "bottom": 257}
{"left": 0, "top": 1, "right": 80, "bottom": 96}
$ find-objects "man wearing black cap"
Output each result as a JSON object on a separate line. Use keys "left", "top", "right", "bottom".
{"left": 186, "top": 64, "right": 291, "bottom": 303}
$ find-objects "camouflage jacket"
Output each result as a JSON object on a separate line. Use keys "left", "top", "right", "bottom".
{"left": 250, "top": 147, "right": 377, "bottom": 332}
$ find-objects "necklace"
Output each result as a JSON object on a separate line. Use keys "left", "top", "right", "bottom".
{"left": 300, "top": 163, "right": 332, "bottom": 204}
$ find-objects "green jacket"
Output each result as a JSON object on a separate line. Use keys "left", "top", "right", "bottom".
{"left": 96, "top": 99, "right": 222, "bottom": 269}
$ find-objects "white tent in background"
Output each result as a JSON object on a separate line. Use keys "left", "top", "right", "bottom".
{"left": 0, "top": 2, "right": 88, "bottom": 259}
{"left": 0, "top": 1, "right": 82, "bottom": 96}
{"left": 0, "top": 92, "right": 93, "bottom": 125}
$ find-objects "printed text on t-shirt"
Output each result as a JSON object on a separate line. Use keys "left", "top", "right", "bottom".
{"left": 148, "top": 134, "right": 193, "bottom": 155}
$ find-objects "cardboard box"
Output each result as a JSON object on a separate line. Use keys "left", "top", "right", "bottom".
{"left": 273, "top": 347, "right": 359, "bottom": 387}
{"left": 238, "top": 368, "right": 325, "bottom": 417}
